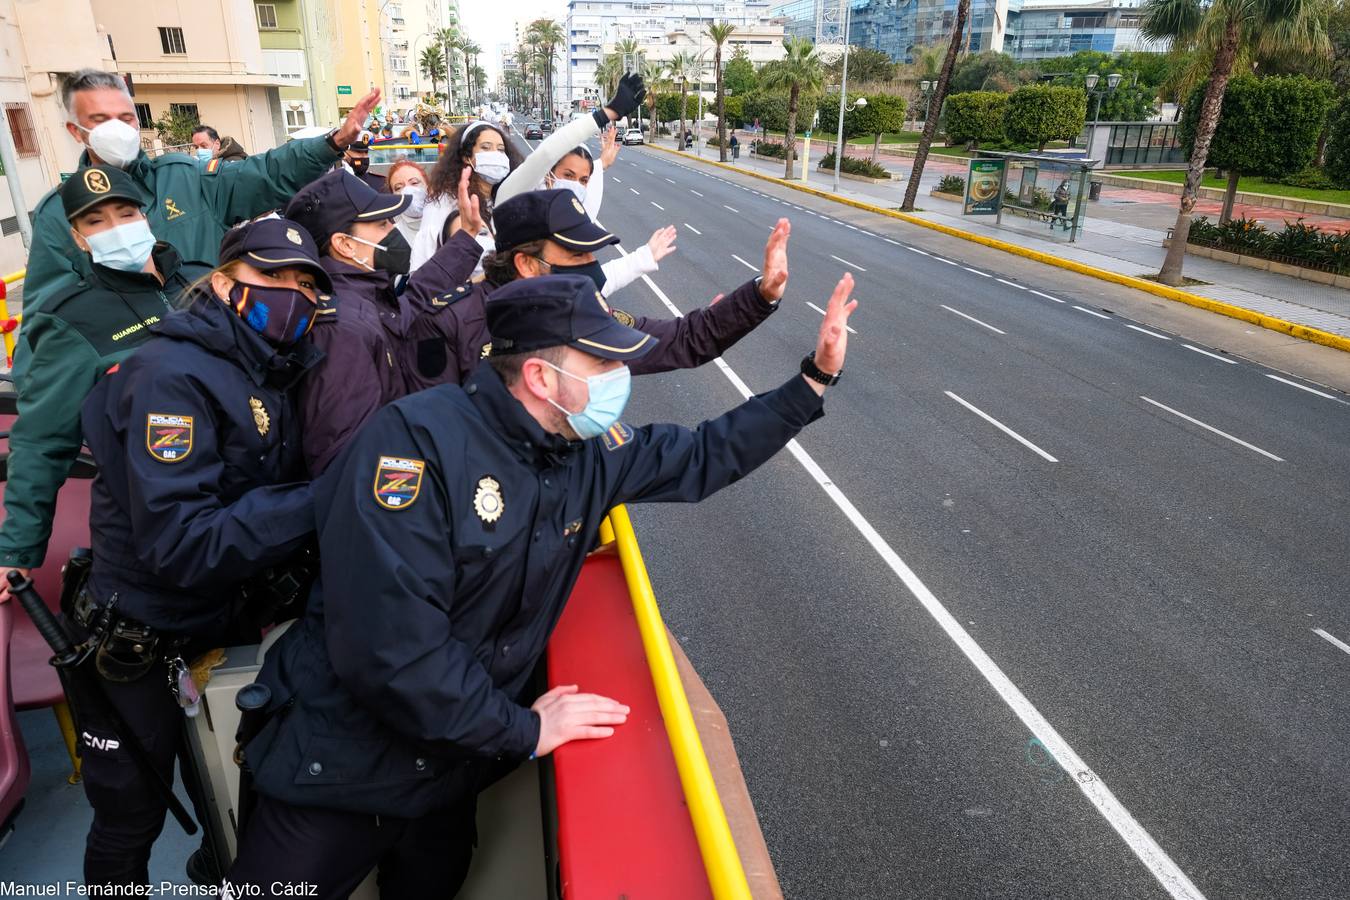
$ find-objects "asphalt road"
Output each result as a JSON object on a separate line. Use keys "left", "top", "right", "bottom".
{"left": 521, "top": 134, "right": 1350, "bottom": 899}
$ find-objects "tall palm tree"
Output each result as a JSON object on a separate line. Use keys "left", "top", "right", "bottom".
{"left": 1141, "top": 0, "right": 1329, "bottom": 285}
{"left": 761, "top": 36, "right": 825, "bottom": 178}
{"left": 900, "top": 0, "right": 969, "bottom": 211}
{"left": 639, "top": 58, "right": 667, "bottom": 136}
{"left": 529, "top": 19, "right": 566, "bottom": 121}
{"left": 419, "top": 46, "right": 447, "bottom": 103}
{"left": 437, "top": 28, "right": 459, "bottom": 112}
{"left": 460, "top": 40, "right": 481, "bottom": 105}
{"left": 593, "top": 55, "right": 622, "bottom": 99}
{"left": 668, "top": 51, "right": 699, "bottom": 149}
{"left": 707, "top": 22, "right": 737, "bottom": 161}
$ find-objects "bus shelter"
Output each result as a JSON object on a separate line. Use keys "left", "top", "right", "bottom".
{"left": 964, "top": 151, "right": 1099, "bottom": 243}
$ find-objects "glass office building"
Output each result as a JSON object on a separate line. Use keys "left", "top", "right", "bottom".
{"left": 773, "top": 0, "right": 1009, "bottom": 63}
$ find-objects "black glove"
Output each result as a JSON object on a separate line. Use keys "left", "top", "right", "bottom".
{"left": 606, "top": 73, "right": 647, "bottom": 121}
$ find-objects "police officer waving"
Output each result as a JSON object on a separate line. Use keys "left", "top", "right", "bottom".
{"left": 225, "top": 271, "right": 858, "bottom": 898}
{"left": 0, "top": 165, "right": 210, "bottom": 591}
{"left": 75, "top": 218, "right": 331, "bottom": 886}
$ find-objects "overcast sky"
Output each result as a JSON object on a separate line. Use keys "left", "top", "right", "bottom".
{"left": 463, "top": 0, "right": 567, "bottom": 75}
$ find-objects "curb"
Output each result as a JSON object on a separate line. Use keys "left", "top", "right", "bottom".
{"left": 644, "top": 143, "right": 1350, "bottom": 355}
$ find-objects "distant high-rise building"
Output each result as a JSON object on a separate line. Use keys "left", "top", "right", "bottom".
{"left": 1004, "top": 0, "right": 1167, "bottom": 60}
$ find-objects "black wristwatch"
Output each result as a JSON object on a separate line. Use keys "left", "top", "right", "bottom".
{"left": 801, "top": 351, "right": 841, "bottom": 386}
{"left": 324, "top": 129, "right": 346, "bottom": 153}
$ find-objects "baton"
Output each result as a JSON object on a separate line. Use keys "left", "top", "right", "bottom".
{"left": 7, "top": 570, "right": 198, "bottom": 835}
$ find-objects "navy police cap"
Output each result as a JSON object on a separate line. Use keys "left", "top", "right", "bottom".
{"left": 494, "top": 189, "right": 619, "bottom": 254}
{"left": 283, "top": 170, "right": 409, "bottom": 252}
{"left": 484, "top": 274, "right": 656, "bottom": 362}
{"left": 218, "top": 217, "right": 333, "bottom": 293}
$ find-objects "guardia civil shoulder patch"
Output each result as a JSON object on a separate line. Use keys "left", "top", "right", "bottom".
{"left": 600, "top": 422, "right": 634, "bottom": 451}
{"left": 373, "top": 456, "right": 425, "bottom": 510}
{"left": 145, "top": 414, "right": 193, "bottom": 463}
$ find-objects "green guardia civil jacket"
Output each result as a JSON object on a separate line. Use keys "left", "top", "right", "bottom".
{"left": 0, "top": 243, "right": 211, "bottom": 568}
{"left": 16, "top": 137, "right": 340, "bottom": 374}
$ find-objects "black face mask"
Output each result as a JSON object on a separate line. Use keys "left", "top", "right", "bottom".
{"left": 374, "top": 228, "right": 412, "bottom": 275}
{"left": 538, "top": 257, "right": 607, "bottom": 291}
{"left": 349, "top": 157, "right": 370, "bottom": 175}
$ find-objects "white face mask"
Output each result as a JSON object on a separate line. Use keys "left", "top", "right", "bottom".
{"left": 551, "top": 178, "right": 587, "bottom": 203}
{"left": 473, "top": 150, "right": 510, "bottom": 184}
{"left": 400, "top": 184, "right": 427, "bottom": 218}
{"left": 76, "top": 119, "right": 141, "bottom": 168}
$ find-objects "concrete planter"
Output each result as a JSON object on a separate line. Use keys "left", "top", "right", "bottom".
{"left": 1161, "top": 238, "right": 1350, "bottom": 289}
{"left": 929, "top": 189, "right": 964, "bottom": 203}
{"left": 817, "top": 164, "right": 895, "bottom": 184}
{"left": 1101, "top": 173, "right": 1350, "bottom": 219}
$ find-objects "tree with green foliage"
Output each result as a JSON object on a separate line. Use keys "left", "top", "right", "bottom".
{"left": 1326, "top": 96, "right": 1350, "bottom": 187}
{"left": 824, "top": 46, "right": 897, "bottom": 84}
{"left": 901, "top": 0, "right": 969, "bottom": 211}
{"left": 724, "top": 47, "right": 758, "bottom": 95}
{"left": 761, "top": 37, "right": 825, "bottom": 178}
{"left": 668, "top": 51, "right": 699, "bottom": 148}
{"left": 153, "top": 107, "right": 200, "bottom": 148}
{"left": 1003, "top": 84, "right": 1087, "bottom": 151}
{"left": 943, "top": 91, "right": 1007, "bottom": 149}
{"left": 419, "top": 46, "right": 447, "bottom": 102}
{"left": 722, "top": 94, "right": 745, "bottom": 129}
{"left": 1141, "top": 0, "right": 1329, "bottom": 286}
{"left": 640, "top": 59, "right": 668, "bottom": 135}
{"left": 708, "top": 21, "right": 737, "bottom": 161}
{"left": 1181, "top": 75, "right": 1334, "bottom": 221}
{"left": 949, "top": 51, "right": 1027, "bottom": 93}
{"left": 816, "top": 92, "right": 908, "bottom": 160}
{"left": 742, "top": 91, "right": 789, "bottom": 134}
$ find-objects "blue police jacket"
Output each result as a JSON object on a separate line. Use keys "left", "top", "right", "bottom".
{"left": 243, "top": 363, "right": 825, "bottom": 816}
{"left": 80, "top": 292, "right": 324, "bottom": 637}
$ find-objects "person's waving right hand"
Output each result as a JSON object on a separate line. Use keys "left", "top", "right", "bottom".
{"left": 805, "top": 273, "right": 857, "bottom": 395}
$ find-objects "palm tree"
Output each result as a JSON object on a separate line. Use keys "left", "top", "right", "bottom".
{"left": 668, "top": 51, "right": 699, "bottom": 149}
{"left": 761, "top": 37, "right": 825, "bottom": 178}
{"left": 460, "top": 40, "right": 481, "bottom": 105}
{"left": 437, "top": 28, "right": 459, "bottom": 112}
{"left": 593, "top": 55, "right": 622, "bottom": 99}
{"left": 528, "top": 19, "right": 565, "bottom": 121}
{"left": 707, "top": 22, "right": 737, "bottom": 161}
{"left": 900, "top": 0, "right": 969, "bottom": 211}
{"left": 639, "top": 58, "right": 667, "bottom": 136}
{"left": 419, "top": 46, "right": 447, "bottom": 102}
{"left": 1141, "top": 0, "right": 1328, "bottom": 285}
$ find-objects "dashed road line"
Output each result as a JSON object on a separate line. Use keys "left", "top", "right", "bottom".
{"left": 962, "top": 266, "right": 992, "bottom": 278}
{"left": 683, "top": 223, "right": 702, "bottom": 235}
{"left": 1314, "top": 628, "right": 1350, "bottom": 656}
{"left": 651, "top": 201, "right": 665, "bottom": 210}
{"left": 730, "top": 253, "right": 758, "bottom": 272}
{"left": 946, "top": 391, "right": 1058, "bottom": 462}
{"left": 941, "top": 305, "right": 1006, "bottom": 335}
{"left": 1073, "top": 305, "right": 1112, "bottom": 320}
{"left": 806, "top": 301, "right": 858, "bottom": 334}
{"left": 1182, "top": 344, "right": 1237, "bottom": 365}
{"left": 1030, "top": 289, "right": 1065, "bottom": 303}
{"left": 996, "top": 278, "right": 1025, "bottom": 290}
{"left": 1263, "top": 374, "right": 1337, "bottom": 400}
{"left": 629, "top": 187, "right": 640, "bottom": 195}
{"left": 691, "top": 189, "right": 704, "bottom": 197}
{"left": 830, "top": 254, "right": 867, "bottom": 272}
{"left": 1139, "top": 396, "right": 1283, "bottom": 462}
{"left": 1126, "top": 324, "right": 1171, "bottom": 341}
{"left": 723, "top": 204, "right": 739, "bottom": 213}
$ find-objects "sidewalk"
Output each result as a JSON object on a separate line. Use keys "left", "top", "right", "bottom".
{"left": 685, "top": 141, "right": 1350, "bottom": 340}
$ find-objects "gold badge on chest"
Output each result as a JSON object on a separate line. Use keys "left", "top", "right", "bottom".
{"left": 249, "top": 396, "right": 270, "bottom": 437}
{"left": 473, "top": 475, "right": 504, "bottom": 527}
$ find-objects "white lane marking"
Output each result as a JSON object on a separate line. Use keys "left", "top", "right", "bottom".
{"left": 806, "top": 301, "right": 859, "bottom": 334}
{"left": 723, "top": 204, "right": 739, "bottom": 213}
{"left": 629, "top": 188, "right": 641, "bottom": 195}
{"left": 617, "top": 243, "right": 1205, "bottom": 900}
{"left": 860, "top": 231, "right": 876, "bottom": 237}
{"left": 1126, "top": 324, "right": 1171, "bottom": 341}
{"left": 941, "top": 306, "right": 1006, "bottom": 335}
{"left": 1263, "top": 373, "right": 1337, "bottom": 400}
{"left": 691, "top": 189, "right": 704, "bottom": 197}
{"left": 946, "top": 391, "right": 1057, "bottom": 462}
{"left": 907, "top": 247, "right": 930, "bottom": 256}
{"left": 665, "top": 178, "right": 676, "bottom": 184}
{"left": 651, "top": 201, "right": 665, "bottom": 210}
{"left": 962, "top": 266, "right": 992, "bottom": 278}
{"left": 1139, "top": 396, "right": 1284, "bottom": 462}
{"left": 1314, "top": 628, "right": 1350, "bottom": 656}
{"left": 683, "top": 223, "right": 703, "bottom": 235}
{"left": 884, "top": 238, "right": 900, "bottom": 246}
{"left": 830, "top": 254, "right": 867, "bottom": 272}
{"left": 612, "top": 177, "right": 623, "bottom": 183}
{"left": 644, "top": 168, "right": 654, "bottom": 174}
{"left": 935, "top": 257, "right": 959, "bottom": 266}
{"left": 1182, "top": 344, "right": 1237, "bottom": 365}
{"left": 1073, "top": 305, "right": 1112, "bottom": 320}
{"left": 844, "top": 224, "right": 860, "bottom": 231}
{"left": 996, "top": 278, "right": 1025, "bottom": 290}
{"left": 1030, "top": 289, "right": 1065, "bottom": 303}
{"left": 730, "top": 253, "right": 759, "bottom": 272}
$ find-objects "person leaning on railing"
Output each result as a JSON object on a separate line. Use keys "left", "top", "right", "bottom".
{"left": 16, "top": 69, "right": 380, "bottom": 377}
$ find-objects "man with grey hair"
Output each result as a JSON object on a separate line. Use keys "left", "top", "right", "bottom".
{"left": 15, "top": 69, "right": 379, "bottom": 372}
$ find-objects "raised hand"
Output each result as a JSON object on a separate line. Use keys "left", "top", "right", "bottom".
{"left": 335, "top": 88, "right": 382, "bottom": 149}
{"left": 758, "top": 218, "right": 790, "bottom": 303}
{"left": 646, "top": 225, "right": 678, "bottom": 263}
{"left": 605, "top": 73, "right": 647, "bottom": 122}
{"left": 532, "top": 684, "right": 630, "bottom": 757}
{"left": 600, "top": 125, "right": 621, "bottom": 169}
{"left": 809, "top": 273, "right": 857, "bottom": 393}
{"left": 449, "top": 166, "right": 484, "bottom": 237}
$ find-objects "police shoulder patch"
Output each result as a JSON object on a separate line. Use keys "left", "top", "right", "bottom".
{"left": 145, "top": 414, "right": 194, "bottom": 463}
{"left": 373, "top": 456, "right": 425, "bottom": 510}
{"left": 600, "top": 422, "right": 634, "bottom": 451}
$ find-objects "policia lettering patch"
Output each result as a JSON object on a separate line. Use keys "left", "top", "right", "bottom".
{"left": 374, "top": 456, "right": 425, "bottom": 510}
{"left": 145, "top": 414, "right": 193, "bottom": 463}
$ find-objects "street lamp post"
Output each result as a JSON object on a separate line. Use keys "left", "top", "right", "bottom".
{"left": 1084, "top": 72, "right": 1121, "bottom": 161}
{"left": 690, "top": 1, "right": 705, "bottom": 158}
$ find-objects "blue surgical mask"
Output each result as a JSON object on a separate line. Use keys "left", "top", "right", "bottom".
{"left": 84, "top": 219, "right": 156, "bottom": 272}
{"left": 544, "top": 361, "right": 631, "bottom": 440}
{"left": 196, "top": 147, "right": 214, "bottom": 161}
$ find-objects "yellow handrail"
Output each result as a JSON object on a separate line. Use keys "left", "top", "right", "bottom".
{"left": 368, "top": 143, "right": 445, "bottom": 151}
{"left": 1, "top": 268, "right": 26, "bottom": 365}
{"left": 604, "top": 504, "right": 753, "bottom": 900}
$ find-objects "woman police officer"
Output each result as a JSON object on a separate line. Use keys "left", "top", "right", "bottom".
{"left": 0, "top": 165, "right": 211, "bottom": 595}
{"left": 72, "top": 217, "right": 330, "bottom": 886}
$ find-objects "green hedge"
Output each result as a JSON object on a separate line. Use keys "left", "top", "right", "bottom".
{"left": 943, "top": 91, "right": 1007, "bottom": 148}
{"left": 1187, "top": 216, "right": 1350, "bottom": 273}
{"left": 1326, "top": 96, "right": 1350, "bottom": 189}
{"left": 753, "top": 139, "right": 793, "bottom": 159}
{"left": 1181, "top": 75, "right": 1333, "bottom": 183}
{"left": 1003, "top": 84, "right": 1086, "bottom": 151}
{"left": 817, "top": 152, "right": 890, "bottom": 178}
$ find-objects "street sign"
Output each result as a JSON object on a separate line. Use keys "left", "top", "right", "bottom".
{"left": 337, "top": 85, "right": 353, "bottom": 96}
{"left": 964, "top": 159, "right": 1005, "bottom": 215}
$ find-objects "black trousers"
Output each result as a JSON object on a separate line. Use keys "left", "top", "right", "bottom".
{"left": 72, "top": 656, "right": 206, "bottom": 885}
{"left": 225, "top": 795, "right": 477, "bottom": 899}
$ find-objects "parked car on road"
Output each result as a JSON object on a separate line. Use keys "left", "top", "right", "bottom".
{"left": 623, "top": 128, "right": 645, "bottom": 146}
{"left": 524, "top": 123, "right": 544, "bottom": 140}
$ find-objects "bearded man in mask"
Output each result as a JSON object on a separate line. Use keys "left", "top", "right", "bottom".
{"left": 284, "top": 170, "right": 492, "bottom": 474}
{"left": 17, "top": 69, "right": 379, "bottom": 376}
